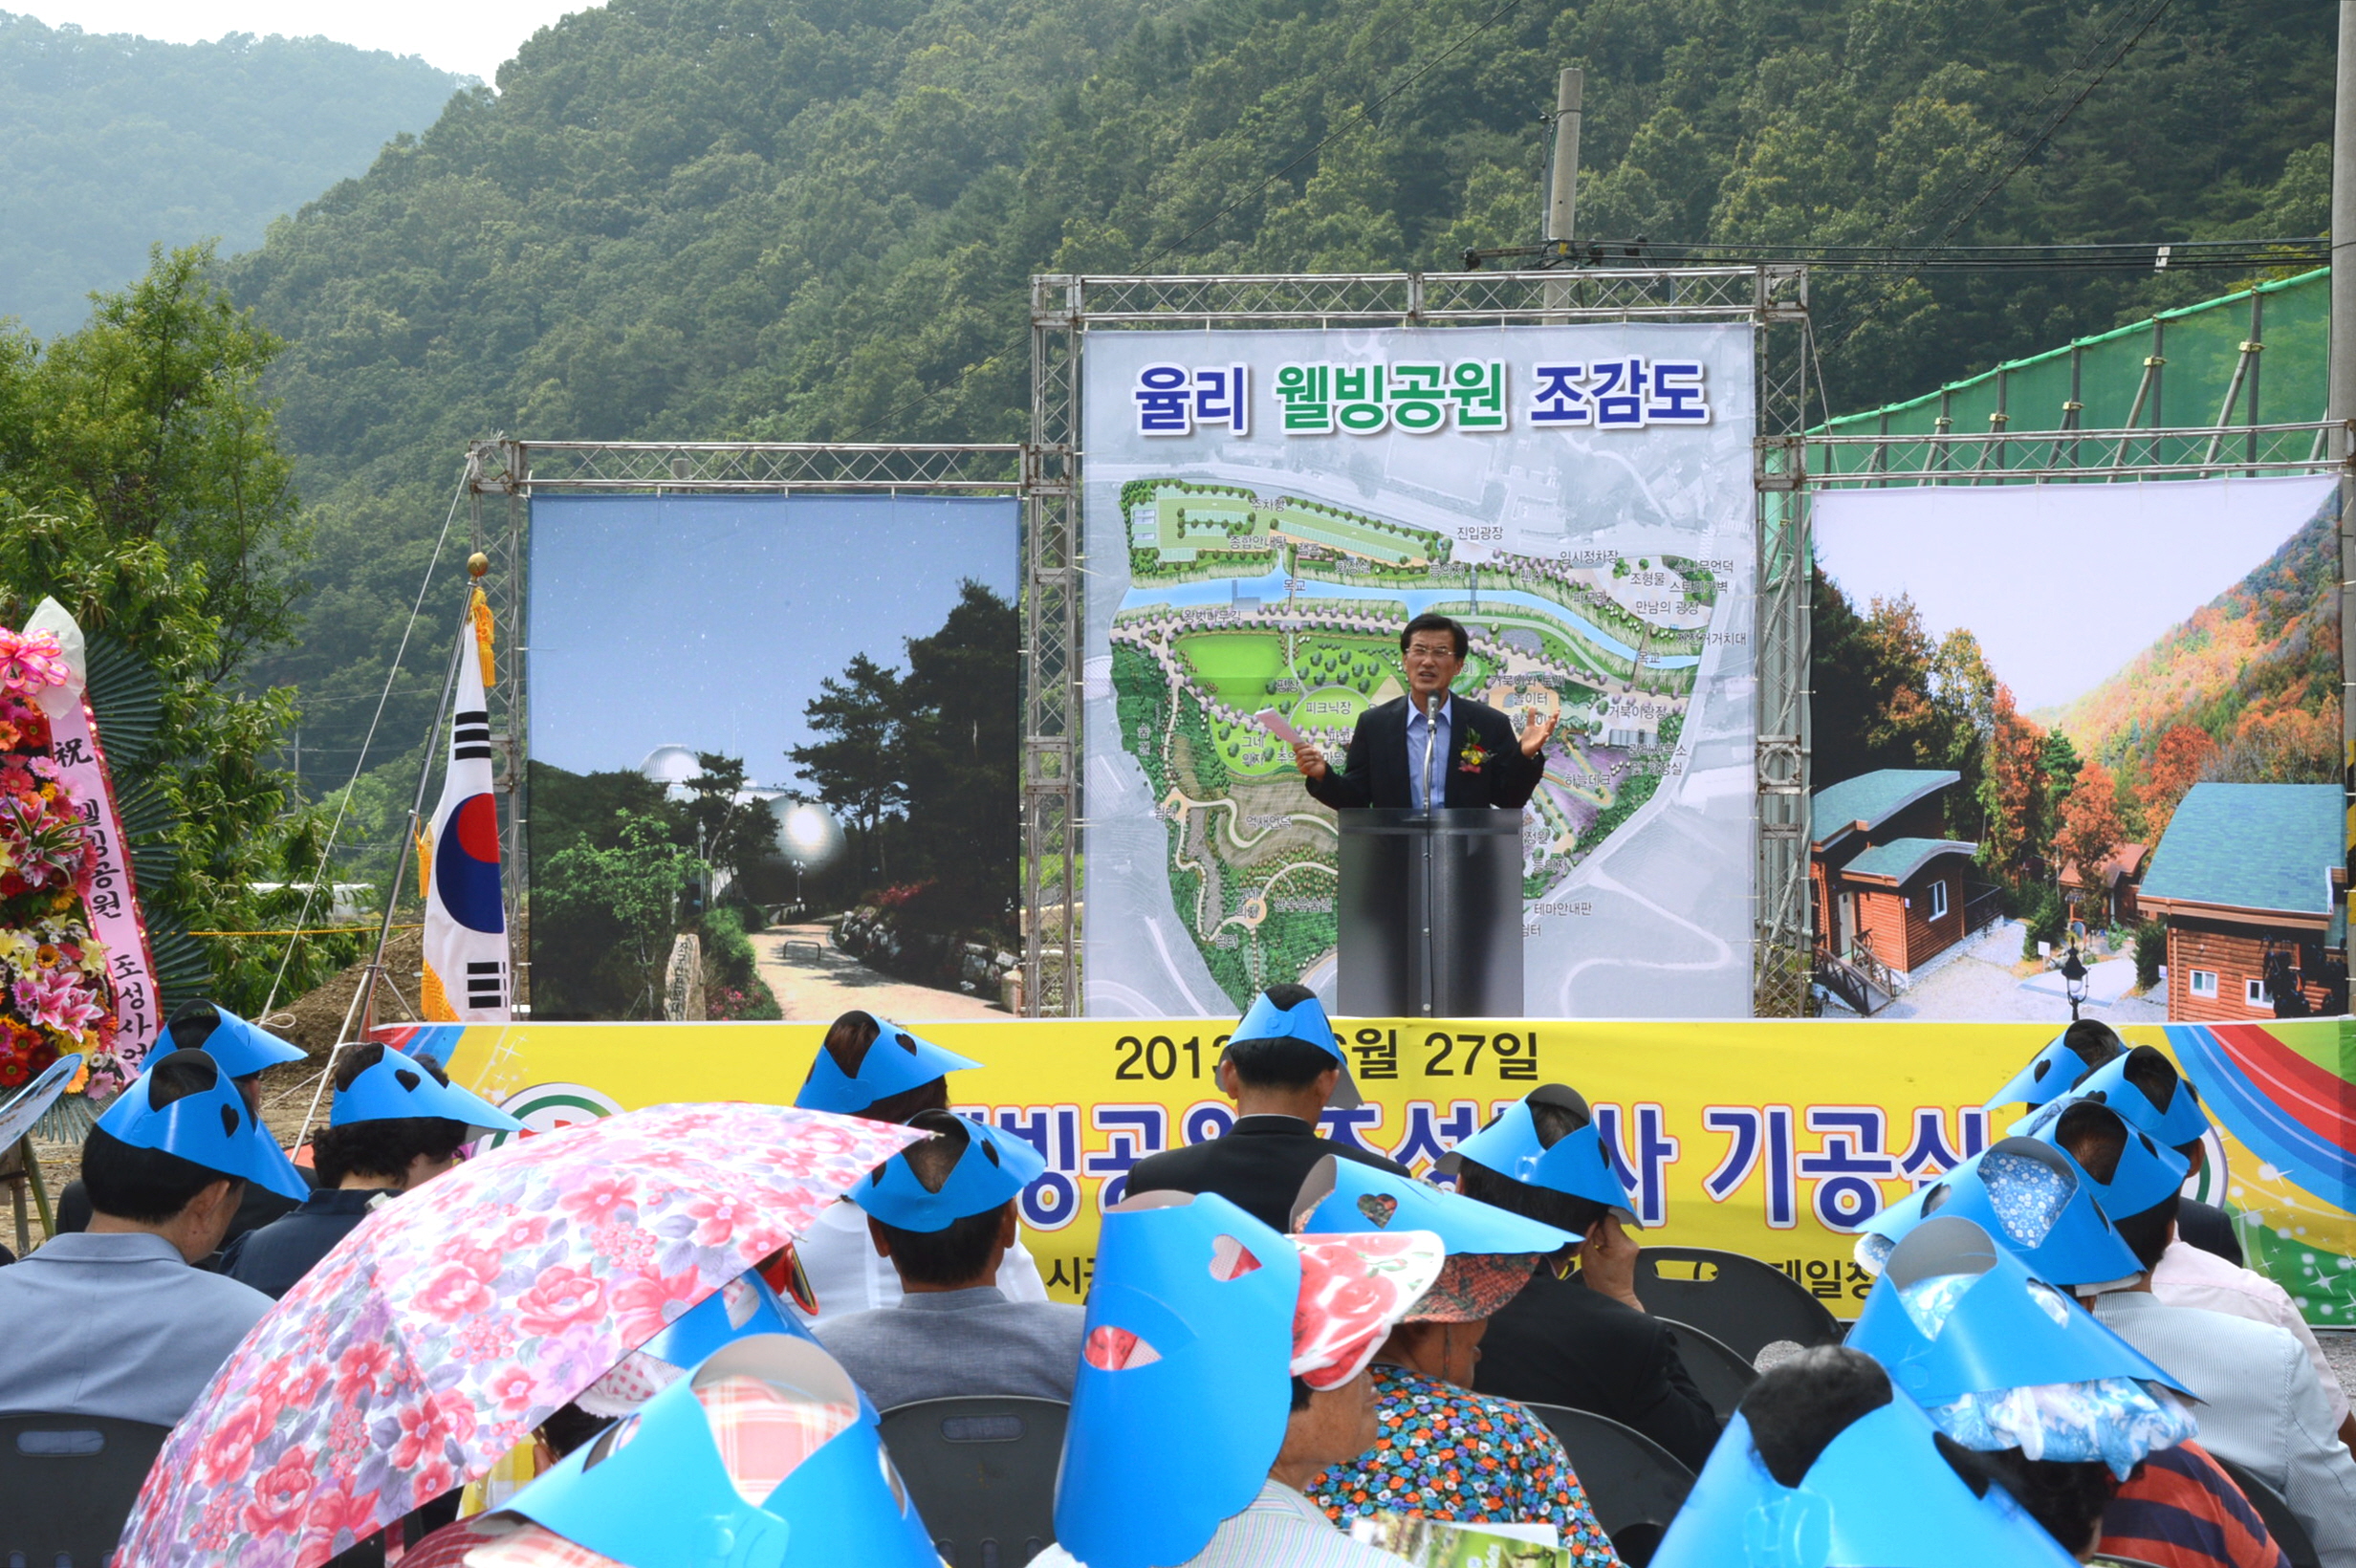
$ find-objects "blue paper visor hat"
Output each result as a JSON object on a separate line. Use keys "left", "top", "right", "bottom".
{"left": 329, "top": 1045, "right": 524, "bottom": 1132}
{"left": 1054, "top": 1191, "right": 1303, "bottom": 1568}
{"left": 1290, "top": 1152, "right": 1572, "bottom": 1256}
{"left": 507, "top": 1334, "right": 937, "bottom": 1568}
{"left": 852, "top": 1113, "right": 1047, "bottom": 1231}
{"left": 793, "top": 1013, "right": 981, "bottom": 1117}
{"left": 2011, "top": 1049, "right": 2210, "bottom": 1151}
{"left": 157, "top": 1002, "right": 306, "bottom": 1078}
{"left": 1649, "top": 1390, "right": 2080, "bottom": 1568}
{"left": 1225, "top": 989, "right": 1361, "bottom": 1111}
{"left": 1982, "top": 1031, "right": 2103, "bottom": 1115}
{"left": 2031, "top": 1096, "right": 2191, "bottom": 1221}
{"left": 1853, "top": 1138, "right": 2144, "bottom": 1291}
{"left": 1848, "top": 1215, "right": 2189, "bottom": 1411}
{"left": 636, "top": 1271, "right": 818, "bottom": 1371}
{"left": 95, "top": 1049, "right": 308, "bottom": 1201}
{"left": 1434, "top": 1085, "right": 1637, "bottom": 1227}
{"left": 0, "top": 1051, "right": 82, "bottom": 1151}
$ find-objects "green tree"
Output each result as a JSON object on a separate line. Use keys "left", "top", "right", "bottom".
{"left": 790, "top": 654, "right": 906, "bottom": 886}
{"left": 535, "top": 808, "right": 693, "bottom": 1018}
{"left": 0, "top": 245, "right": 339, "bottom": 1011}
{"left": 896, "top": 581, "right": 1018, "bottom": 931}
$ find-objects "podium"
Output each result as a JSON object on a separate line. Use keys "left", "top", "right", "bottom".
{"left": 1336, "top": 808, "right": 1524, "bottom": 1018}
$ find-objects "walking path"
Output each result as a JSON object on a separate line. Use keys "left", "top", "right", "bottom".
{"left": 1832, "top": 917, "right": 2168, "bottom": 1024}
{"left": 753, "top": 920, "right": 1006, "bottom": 1021}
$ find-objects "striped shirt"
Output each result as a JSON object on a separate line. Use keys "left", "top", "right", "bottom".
{"left": 1028, "top": 1481, "right": 1413, "bottom": 1568}
{"left": 2099, "top": 1441, "right": 2290, "bottom": 1568}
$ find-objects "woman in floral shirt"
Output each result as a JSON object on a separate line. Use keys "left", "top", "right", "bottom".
{"left": 1302, "top": 1253, "right": 1621, "bottom": 1563}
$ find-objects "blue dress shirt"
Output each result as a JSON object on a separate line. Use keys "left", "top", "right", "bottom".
{"left": 1405, "top": 694, "right": 1452, "bottom": 810}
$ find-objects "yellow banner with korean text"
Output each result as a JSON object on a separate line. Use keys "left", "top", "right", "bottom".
{"left": 388, "top": 1015, "right": 2355, "bottom": 1321}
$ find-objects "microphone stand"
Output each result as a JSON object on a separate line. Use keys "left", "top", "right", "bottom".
{"left": 1418, "top": 690, "right": 1440, "bottom": 1016}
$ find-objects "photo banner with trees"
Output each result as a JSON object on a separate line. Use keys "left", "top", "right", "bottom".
{"left": 1810, "top": 474, "right": 2342, "bottom": 1024}
{"left": 523, "top": 493, "right": 1019, "bottom": 1022}
{"left": 1080, "top": 326, "right": 1758, "bottom": 1019}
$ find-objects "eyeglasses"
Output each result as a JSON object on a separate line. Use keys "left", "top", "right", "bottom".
{"left": 1404, "top": 643, "right": 1457, "bottom": 663}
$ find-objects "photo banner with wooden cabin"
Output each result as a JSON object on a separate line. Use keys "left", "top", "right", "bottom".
{"left": 1810, "top": 473, "right": 2343, "bottom": 1025}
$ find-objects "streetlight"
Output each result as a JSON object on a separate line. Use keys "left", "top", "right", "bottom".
{"left": 2061, "top": 945, "right": 2090, "bottom": 1023}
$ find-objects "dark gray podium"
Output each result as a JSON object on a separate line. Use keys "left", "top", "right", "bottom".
{"left": 1337, "top": 808, "right": 1524, "bottom": 1017}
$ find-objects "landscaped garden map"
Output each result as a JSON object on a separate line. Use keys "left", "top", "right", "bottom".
{"left": 1114, "top": 478, "right": 1718, "bottom": 1010}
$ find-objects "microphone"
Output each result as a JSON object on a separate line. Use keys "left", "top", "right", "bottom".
{"left": 1419, "top": 689, "right": 1440, "bottom": 815}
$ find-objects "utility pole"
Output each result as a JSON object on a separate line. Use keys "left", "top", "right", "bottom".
{"left": 1544, "top": 68, "right": 1583, "bottom": 248}
{"left": 2336, "top": 4, "right": 2356, "bottom": 942}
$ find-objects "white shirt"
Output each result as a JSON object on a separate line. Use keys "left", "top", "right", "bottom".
{"left": 786, "top": 1198, "right": 1047, "bottom": 1326}
{"left": 2092, "top": 1289, "right": 2356, "bottom": 1568}
{"left": 2153, "top": 1237, "right": 2350, "bottom": 1427}
{"left": 1030, "top": 1480, "right": 1413, "bottom": 1568}
{"left": 1405, "top": 694, "right": 1452, "bottom": 811}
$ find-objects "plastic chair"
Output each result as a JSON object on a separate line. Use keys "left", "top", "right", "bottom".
{"left": 1657, "top": 1318, "right": 1759, "bottom": 1421}
{"left": 0, "top": 1411, "right": 172, "bottom": 1567}
{"left": 2211, "top": 1453, "right": 2321, "bottom": 1568}
{"left": 1522, "top": 1402, "right": 1694, "bottom": 1568}
{"left": 1631, "top": 1248, "right": 1843, "bottom": 1361}
{"left": 877, "top": 1396, "right": 1066, "bottom": 1568}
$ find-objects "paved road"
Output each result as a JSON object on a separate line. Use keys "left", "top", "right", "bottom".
{"left": 1842, "top": 918, "right": 2168, "bottom": 1024}
{"left": 753, "top": 920, "right": 1006, "bottom": 1022}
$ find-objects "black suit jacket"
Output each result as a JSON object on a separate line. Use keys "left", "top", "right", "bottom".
{"left": 1304, "top": 693, "right": 1544, "bottom": 812}
{"left": 2175, "top": 1196, "right": 2243, "bottom": 1268}
{"left": 1472, "top": 1265, "right": 1722, "bottom": 1472}
{"left": 1122, "top": 1115, "right": 1411, "bottom": 1232}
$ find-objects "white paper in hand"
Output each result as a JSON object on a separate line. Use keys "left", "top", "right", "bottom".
{"left": 1254, "top": 708, "right": 1306, "bottom": 747}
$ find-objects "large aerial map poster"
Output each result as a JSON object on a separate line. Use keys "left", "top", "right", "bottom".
{"left": 1080, "top": 325, "right": 1758, "bottom": 1018}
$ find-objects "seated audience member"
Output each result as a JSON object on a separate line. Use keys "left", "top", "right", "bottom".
{"left": 55, "top": 1001, "right": 313, "bottom": 1253}
{"left": 1124, "top": 985, "right": 1409, "bottom": 1231}
{"left": 223, "top": 1043, "right": 520, "bottom": 1296}
{"left": 1289, "top": 1158, "right": 1616, "bottom": 1557}
{"left": 1856, "top": 1134, "right": 2152, "bottom": 1293}
{"left": 1652, "top": 1345, "right": 2079, "bottom": 1567}
{"left": 789, "top": 1008, "right": 1046, "bottom": 1319}
{"left": 409, "top": 1335, "right": 943, "bottom": 1568}
{"left": 1441, "top": 1084, "right": 1720, "bottom": 1471}
{"left": 0, "top": 1048, "right": 302, "bottom": 1426}
{"left": 1986, "top": 1018, "right": 2130, "bottom": 1118}
{"left": 817, "top": 1109, "right": 1085, "bottom": 1409}
{"left": 1034, "top": 1190, "right": 1446, "bottom": 1568}
{"left": 1846, "top": 1214, "right": 2224, "bottom": 1564}
{"left": 2053, "top": 1100, "right": 2356, "bottom": 1567}
{"left": 2018, "top": 1043, "right": 2242, "bottom": 1267}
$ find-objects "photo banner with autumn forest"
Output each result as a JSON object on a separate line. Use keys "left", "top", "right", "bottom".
{"left": 523, "top": 494, "right": 1021, "bottom": 1022}
{"left": 1810, "top": 475, "right": 2343, "bottom": 1025}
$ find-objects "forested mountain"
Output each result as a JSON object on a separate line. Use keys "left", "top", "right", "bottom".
{"left": 0, "top": 12, "right": 464, "bottom": 338}
{"left": 2048, "top": 501, "right": 2341, "bottom": 809}
{"left": 226, "top": 0, "right": 2336, "bottom": 801}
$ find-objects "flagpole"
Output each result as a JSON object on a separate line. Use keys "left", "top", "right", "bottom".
{"left": 294, "top": 580, "right": 475, "bottom": 1146}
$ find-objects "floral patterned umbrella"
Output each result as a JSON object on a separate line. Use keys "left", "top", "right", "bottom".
{"left": 116, "top": 1101, "right": 922, "bottom": 1568}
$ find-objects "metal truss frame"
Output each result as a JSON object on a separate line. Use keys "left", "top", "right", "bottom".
{"left": 463, "top": 439, "right": 1032, "bottom": 1014}
{"left": 1031, "top": 268, "right": 1819, "bottom": 1019}
{"left": 1809, "top": 421, "right": 2343, "bottom": 486}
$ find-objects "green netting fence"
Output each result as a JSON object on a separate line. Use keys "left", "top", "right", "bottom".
{"left": 1814, "top": 268, "right": 2329, "bottom": 477}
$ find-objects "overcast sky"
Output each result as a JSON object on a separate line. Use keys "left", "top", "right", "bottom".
{"left": 528, "top": 494, "right": 1020, "bottom": 785}
{"left": 1813, "top": 473, "right": 2333, "bottom": 714}
{"left": 17, "top": 1, "right": 593, "bottom": 80}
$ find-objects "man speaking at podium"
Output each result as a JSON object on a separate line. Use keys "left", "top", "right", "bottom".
{"left": 1292, "top": 613, "right": 1556, "bottom": 810}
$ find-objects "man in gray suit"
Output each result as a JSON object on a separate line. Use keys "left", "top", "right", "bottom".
{"left": 816, "top": 1109, "right": 1084, "bottom": 1412}
{"left": 0, "top": 1049, "right": 295, "bottom": 1426}
{"left": 2056, "top": 1101, "right": 2356, "bottom": 1567}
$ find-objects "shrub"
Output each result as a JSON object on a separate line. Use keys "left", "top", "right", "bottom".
{"left": 2134, "top": 918, "right": 2167, "bottom": 991}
